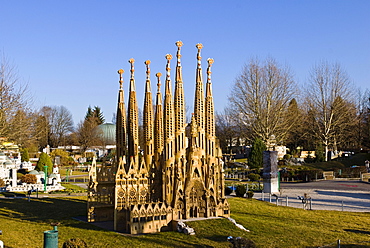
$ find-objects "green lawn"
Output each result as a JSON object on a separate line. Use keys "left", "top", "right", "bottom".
{"left": 0, "top": 196, "right": 369, "bottom": 247}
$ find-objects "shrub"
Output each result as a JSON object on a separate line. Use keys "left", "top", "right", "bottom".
{"left": 228, "top": 236, "right": 257, "bottom": 248}
{"left": 235, "top": 184, "right": 246, "bottom": 197}
{"left": 35, "top": 152, "right": 53, "bottom": 174}
{"left": 246, "top": 191, "right": 254, "bottom": 199}
{"left": 21, "top": 174, "right": 37, "bottom": 184}
{"left": 247, "top": 173, "right": 260, "bottom": 181}
{"left": 283, "top": 154, "right": 291, "bottom": 160}
{"left": 62, "top": 238, "right": 88, "bottom": 248}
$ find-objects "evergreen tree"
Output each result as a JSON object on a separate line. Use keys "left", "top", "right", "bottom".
{"left": 21, "top": 148, "right": 30, "bottom": 162}
{"left": 35, "top": 152, "right": 53, "bottom": 174}
{"left": 248, "top": 138, "right": 266, "bottom": 169}
{"left": 315, "top": 143, "right": 325, "bottom": 162}
{"left": 85, "top": 106, "right": 105, "bottom": 125}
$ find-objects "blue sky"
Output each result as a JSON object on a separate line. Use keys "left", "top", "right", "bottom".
{"left": 1, "top": 1, "right": 369, "bottom": 125}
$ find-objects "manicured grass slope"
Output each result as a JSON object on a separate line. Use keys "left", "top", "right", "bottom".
{"left": 0, "top": 196, "right": 369, "bottom": 247}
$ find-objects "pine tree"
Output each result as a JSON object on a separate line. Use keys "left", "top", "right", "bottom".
{"left": 85, "top": 106, "right": 105, "bottom": 125}
{"left": 248, "top": 138, "right": 266, "bottom": 169}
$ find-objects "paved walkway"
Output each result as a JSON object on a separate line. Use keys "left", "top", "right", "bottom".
{"left": 253, "top": 180, "right": 370, "bottom": 212}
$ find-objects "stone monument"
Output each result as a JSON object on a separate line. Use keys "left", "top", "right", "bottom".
{"left": 262, "top": 151, "right": 279, "bottom": 194}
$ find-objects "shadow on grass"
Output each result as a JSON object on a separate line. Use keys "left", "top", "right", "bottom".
{"left": 0, "top": 197, "right": 97, "bottom": 228}
{"left": 344, "top": 229, "right": 370, "bottom": 235}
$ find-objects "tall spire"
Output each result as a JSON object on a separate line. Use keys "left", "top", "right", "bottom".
{"left": 143, "top": 60, "right": 154, "bottom": 170}
{"left": 163, "top": 54, "right": 174, "bottom": 160}
{"left": 127, "top": 58, "right": 139, "bottom": 168}
{"left": 116, "top": 69, "right": 127, "bottom": 162}
{"left": 194, "top": 43, "right": 205, "bottom": 150}
{"left": 174, "top": 41, "right": 186, "bottom": 155}
{"left": 205, "top": 58, "right": 215, "bottom": 156}
{"left": 154, "top": 72, "right": 164, "bottom": 163}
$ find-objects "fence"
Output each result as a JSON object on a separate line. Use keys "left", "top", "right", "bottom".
{"left": 255, "top": 191, "right": 370, "bottom": 212}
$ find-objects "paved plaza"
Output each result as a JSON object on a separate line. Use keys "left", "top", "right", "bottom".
{"left": 253, "top": 180, "right": 370, "bottom": 212}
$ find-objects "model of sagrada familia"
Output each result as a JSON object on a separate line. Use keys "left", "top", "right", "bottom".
{"left": 88, "top": 41, "right": 229, "bottom": 234}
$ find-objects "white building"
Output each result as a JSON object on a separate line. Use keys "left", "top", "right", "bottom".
{"left": 0, "top": 152, "right": 17, "bottom": 187}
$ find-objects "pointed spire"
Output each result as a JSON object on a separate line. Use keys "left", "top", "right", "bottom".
{"left": 154, "top": 72, "right": 164, "bottom": 163}
{"left": 127, "top": 58, "right": 139, "bottom": 164}
{"left": 205, "top": 58, "right": 216, "bottom": 156}
{"left": 175, "top": 41, "right": 183, "bottom": 83}
{"left": 145, "top": 60, "right": 151, "bottom": 92}
{"left": 194, "top": 43, "right": 205, "bottom": 132}
{"left": 143, "top": 59, "right": 154, "bottom": 170}
{"left": 206, "top": 58, "right": 214, "bottom": 97}
{"left": 156, "top": 72, "right": 162, "bottom": 104}
{"left": 129, "top": 58, "right": 136, "bottom": 91}
{"left": 118, "top": 69, "right": 124, "bottom": 89}
{"left": 164, "top": 54, "right": 175, "bottom": 160}
{"left": 165, "top": 54, "right": 172, "bottom": 94}
{"left": 116, "top": 69, "right": 127, "bottom": 162}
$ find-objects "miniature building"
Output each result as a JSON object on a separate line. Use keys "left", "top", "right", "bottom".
{"left": 88, "top": 42, "right": 229, "bottom": 234}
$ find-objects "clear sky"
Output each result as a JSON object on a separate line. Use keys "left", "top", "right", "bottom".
{"left": 1, "top": 1, "right": 369, "bottom": 125}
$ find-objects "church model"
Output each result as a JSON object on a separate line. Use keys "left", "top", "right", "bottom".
{"left": 87, "top": 42, "right": 229, "bottom": 234}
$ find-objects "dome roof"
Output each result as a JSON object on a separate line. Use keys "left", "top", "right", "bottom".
{"left": 96, "top": 123, "right": 116, "bottom": 145}
{"left": 29, "top": 170, "right": 39, "bottom": 175}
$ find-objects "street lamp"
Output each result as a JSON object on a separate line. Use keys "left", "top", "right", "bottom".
{"left": 44, "top": 165, "right": 48, "bottom": 191}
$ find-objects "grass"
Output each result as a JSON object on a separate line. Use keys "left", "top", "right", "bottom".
{"left": 1, "top": 196, "right": 370, "bottom": 247}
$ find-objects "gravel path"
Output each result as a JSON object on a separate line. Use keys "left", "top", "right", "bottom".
{"left": 253, "top": 180, "right": 370, "bottom": 212}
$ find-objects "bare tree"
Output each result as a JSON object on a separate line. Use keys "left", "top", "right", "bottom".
{"left": 38, "top": 106, "right": 74, "bottom": 148}
{"left": 305, "top": 62, "right": 354, "bottom": 160}
{"left": 0, "top": 53, "right": 32, "bottom": 142}
{"left": 229, "top": 58, "right": 297, "bottom": 145}
{"left": 215, "top": 108, "right": 242, "bottom": 153}
{"left": 75, "top": 116, "right": 103, "bottom": 153}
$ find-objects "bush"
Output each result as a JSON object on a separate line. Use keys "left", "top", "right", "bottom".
{"left": 35, "top": 152, "right": 53, "bottom": 174}
{"left": 228, "top": 236, "right": 257, "bottom": 248}
{"left": 283, "top": 154, "right": 291, "bottom": 160}
{"left": 62, "top": 238, "right": 88, "bottom": 248}
{"left": 20, "top": 174, "right": 37, "bottom": 184}
{"left": 235, "top": 184, "right": 246, "bottom": 197}
{"left": 247, "top": 173, "right": 260, "bottom": 181}
{"left": 225, "top": 186, "right": 233, "bottom": 195}
{"left": 246, "top": 191, "right": 254, "bottom": 199}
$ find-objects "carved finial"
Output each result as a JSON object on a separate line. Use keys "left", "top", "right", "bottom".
{"left": 176, "top": 41, "right": 183, "bottom": 48}
{"left": 117, "top": 69, "right": 124, "bottom": 88}
{"left": 196, "top": 43, "right": 203, "bottom": 67}
{"left": 129, "top": 58, "right": 135, "bottom": 78}
{"left": 176, "top": 41, "right": 183, "bottom": 63}
{"left": 156, "top": 72, "right": 162, "bottom": 91}
{"left": 207, "top": 58, "right": 214, "bottom": 66}
{"left": 145, "top": 60, "right": 151, "bottom": 79}
{"left": 165, "top": 54, "right": 173, "bottom": 62}
{"left": 165, "top": 54, "right": 172, "bottom": 74}
{"left": 207, "top": 58, "right": 214, "bottom": 79}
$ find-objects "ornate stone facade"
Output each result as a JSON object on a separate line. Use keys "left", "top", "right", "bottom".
{"left": 88, "top": 42, "right": 229, "bottom": 234}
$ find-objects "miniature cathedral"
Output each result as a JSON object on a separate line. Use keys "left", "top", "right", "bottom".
{"left": 88, "top": 42, "right": 229, "bottom": 234}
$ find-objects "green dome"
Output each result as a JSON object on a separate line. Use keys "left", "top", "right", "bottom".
{"left": 96, "top": 123, "right": 116, "bottom": 145}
